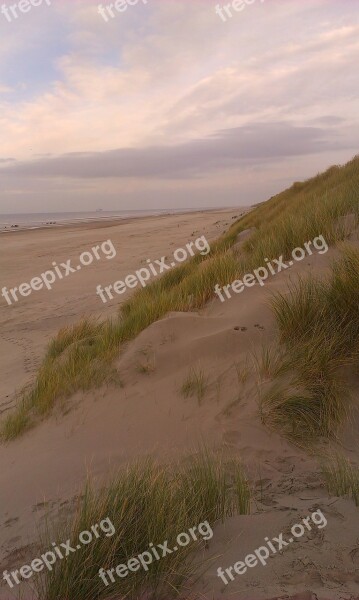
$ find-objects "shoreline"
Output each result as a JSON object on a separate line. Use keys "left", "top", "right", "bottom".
{"left": 0, "top": 207, "right": 240, "bottom": 234}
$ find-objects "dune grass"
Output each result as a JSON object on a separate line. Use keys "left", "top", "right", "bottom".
{"left": 251, "top": 342, "right": 285, "bottom": 382}
{"left": 233, "top": 360, "right": 251, "bottom": 385}
{"left": 321, "top": 453, "right": 359, "bottom": 506}
{"left": 181, "top": 367, "right": 208, "bottom": 403}
{"left": 2, "top": 155, "right": 359, "bottom": 440}
{"left": 260, "top": 244, "right": 359, "bottom": 443}
{"left": 34, "top": 450, "right": 250, "bottom": 600}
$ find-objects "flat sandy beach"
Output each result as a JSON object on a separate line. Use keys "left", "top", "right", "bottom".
{"left": 0, "top": 208, "right": 242, "bottom": 418}
{"left": 1, "top": 202, "right": 359, "bottom": 600}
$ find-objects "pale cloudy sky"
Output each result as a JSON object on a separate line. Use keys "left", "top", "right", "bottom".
{"left": 0, "top": 0, "right": 358, "bottom": 213}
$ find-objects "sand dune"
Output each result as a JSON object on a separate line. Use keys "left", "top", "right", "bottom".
{"left": 1, "top": 209, "right": 358, "bottom": 599}
{"left": 0, "top": 184, "right": 359, "bottom": 600}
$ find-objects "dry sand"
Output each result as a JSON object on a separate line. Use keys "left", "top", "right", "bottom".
{"left": 0, "top": 209, "right": 240, "bottom": 405}
{"left": 0, "top": 211, "right": 358, "bottom": 600}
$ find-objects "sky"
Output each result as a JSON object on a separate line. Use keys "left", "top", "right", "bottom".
{"left": 0, "top": 0, "right": 358, "bottom": 213}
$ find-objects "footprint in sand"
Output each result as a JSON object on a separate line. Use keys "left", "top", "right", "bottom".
{"left": 3, "top": 517, "right": 19, "bottom": 527}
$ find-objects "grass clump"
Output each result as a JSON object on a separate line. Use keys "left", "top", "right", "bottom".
{"left": 46, "top": 318, "right": 104, "bottom": 360}
{"left": 251, "top": 343, "right": 285, "bottom": 381}
{"left": 3, "top": 155, "right": 359, "bottom": 439}
{"left": 321, "top": 453, "right": 359, "bottom": 506}
{"left": 1, "top": 319, "right": 121, "bottom": 441}
{"left": 1, "top": 403, "right": 30, "bottom": 441}
{"left": 260, "top": 244, "right": 359, "bottom": 443}
{"left": 35, "top": 450, "right": 250, "bottom": 600}
{"left": 181, "top": 367, "right": 208, "bottom": 403}
{"left": 234, "top": 360, "right": 251, "bottom": 385}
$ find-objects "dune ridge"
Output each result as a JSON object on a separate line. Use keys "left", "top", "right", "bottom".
{"left": 1, "top": 158, "right": 359, "bottom": 599}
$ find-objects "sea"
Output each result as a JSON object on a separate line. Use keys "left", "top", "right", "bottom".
{"left": 0, "top": 208, "right": 205, "bottom": 233}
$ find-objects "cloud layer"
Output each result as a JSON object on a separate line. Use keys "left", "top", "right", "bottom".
{"left": 0, "top": 0, "right": 358, "bottom": 211}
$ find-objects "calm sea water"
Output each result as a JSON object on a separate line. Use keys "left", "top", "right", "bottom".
{"left": 0, "top": 209, "right": 200, "bottom": 232}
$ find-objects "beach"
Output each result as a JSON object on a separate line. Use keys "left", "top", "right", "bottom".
{"left": 2, "top": 2, "right": 359, "bottom": 597}
{"left": 1, "top": 191, "right": 359, "bottom": 600}
{"left": 0, "top": 209, "right": 210, "bottom": 232}
{"left": 0, "top": 206, "right": 246, "bottom": 597}
{"left": 0, "top": 208, "right": 242, "bottom": 416}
